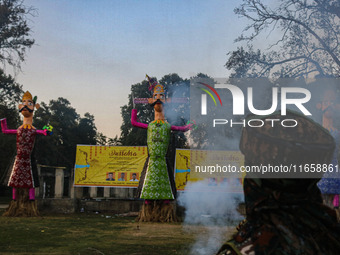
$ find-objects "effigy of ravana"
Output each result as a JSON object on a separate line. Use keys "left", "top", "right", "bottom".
{"left": 131, "top": 75, "right": 192, "bottom": 222}
{"left": 1, "top": 91, "right": 51, "bottom": 217}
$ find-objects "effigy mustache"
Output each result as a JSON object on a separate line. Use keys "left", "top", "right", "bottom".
{"left": 19, "top": 105, "right": 34, "bottom": 113}
{"left": 150, "top": 99, "right": 164, "bottom": 107}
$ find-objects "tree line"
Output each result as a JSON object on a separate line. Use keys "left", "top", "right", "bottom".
{"left": 1, "top": 0, "right": 339, "bottom": 186}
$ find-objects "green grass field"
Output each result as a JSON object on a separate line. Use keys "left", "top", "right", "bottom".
{"left": 0, "top": 209, "right": 234, "bottom": 255}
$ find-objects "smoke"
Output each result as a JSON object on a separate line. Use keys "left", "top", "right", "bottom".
{"left": 176, "top": 77, "right": 340, "bottom": 254}
{"left": 164, "top": 81, "right": 190, "bottom": 126}
{"left": 178, "top": 180, "right": 244, "bottom": 255}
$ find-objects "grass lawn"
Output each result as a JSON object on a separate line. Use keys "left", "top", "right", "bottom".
{"left": 0, "top": 209, "right": 235, "bottom": 255}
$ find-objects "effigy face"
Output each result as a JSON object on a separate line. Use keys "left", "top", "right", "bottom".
{"left": 18, "top": 91, "right": 40, "bottom": 118}
{"left": 19, "top": 99, "right": 35, "bottom": 118}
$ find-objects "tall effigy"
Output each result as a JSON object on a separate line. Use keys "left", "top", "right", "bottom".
{"left": 217, "top": 111, "right": 340, "bottom": 255}
{"left": 1, "top": 91, "right": 51, "bottom": 217}
{"left": 131, "top": 75, "right": 192, "bottom": 222}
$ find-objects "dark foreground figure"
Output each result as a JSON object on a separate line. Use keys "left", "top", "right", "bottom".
{"left": 218, "top": 111, "right": 340, "bottom": 255}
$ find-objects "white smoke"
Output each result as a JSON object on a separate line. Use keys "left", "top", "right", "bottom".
{"left": 178, "top": 180, "right": 244, "bottom": 255}
{"left": 164, "top": 81, "right": 190, "bottom": 126}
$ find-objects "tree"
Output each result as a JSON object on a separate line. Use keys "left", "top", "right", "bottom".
{"left": 34, "top": 97, "right": 98, "bottom": 169}
{"left": 0, "top": 0, "right": 34, "bottom": 191}
{"left": 0, "top": 103, "right": 18, "bottom": 186}
{"left": 226, "top": 0, "right": 340, "bottom": 78}
{"left": 0, "top": 66, "right": 23, "bottom": 188}
{"left": 0, "top": 0, "right": 35, "bottom": 136}
{"left": 0, "top": 0, "right": 35, "bottom": 70}
{"left": 95, "top": 132, "right": 120, "bottom": 146}
{"left": 0, "top": 69, "right": 22, "bottom": 106}
{"left": 0, "top": 0, "right": 35, "bottom": 186}
{"left": 119, "top": 78, "right": 150, "bottom": 146}
{"left": 78, "top": 112, "right": 97, "bottom": 145}
{"left": 189, "top": 73, "right": 217, "bottom": 149}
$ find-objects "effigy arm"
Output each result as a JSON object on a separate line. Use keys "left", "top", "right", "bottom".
{"left": 0, "top": 118, "right": 17, "bottom": 134}
{"left": 36, "top": 129, "right": 47, "bottom": 136}
{"left": 171, "top": 120, "right": 196, "bottom": 132}
{"left": 171, "top": 124, "right": 191, "bottom": 132}
{"left": 133, "top": 97, "right": 189, "bottom": 105}
{"left": 131, "top": 109, "right": 148, "bottom": 129}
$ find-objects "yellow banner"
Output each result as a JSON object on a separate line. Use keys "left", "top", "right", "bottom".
{"left": 175, "top": 149, "right": 245, "bottom": 192}
{"left": 74, "top": 145, "right": 147, "bottom": 187}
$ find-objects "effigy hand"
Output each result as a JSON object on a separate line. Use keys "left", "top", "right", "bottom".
{"left": 186, "top": 120, "right": 197, "bottom": 130}
{"left": 43, "top": 124, "right": 53, "bottom": 135}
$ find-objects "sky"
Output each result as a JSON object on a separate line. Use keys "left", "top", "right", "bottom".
{"left": 16, "top": 0, "right": 249, "bottom": 138}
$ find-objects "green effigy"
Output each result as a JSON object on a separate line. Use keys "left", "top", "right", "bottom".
{"left": 141, "top": 120, "right": 174, "bottom": 200}
{"left": 131, "top": 75, "right": 193, "bottom": 222}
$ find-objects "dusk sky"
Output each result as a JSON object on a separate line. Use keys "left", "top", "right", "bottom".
{"left": 17, "top": 0, "right": 251, "bottom": 138}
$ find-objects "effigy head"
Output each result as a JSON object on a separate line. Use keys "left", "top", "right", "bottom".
{"left": 19, "top": 91, "right": 40, "bottom": 117}
{"left": 146, "top": 74, "right": 166, "bottom": 112}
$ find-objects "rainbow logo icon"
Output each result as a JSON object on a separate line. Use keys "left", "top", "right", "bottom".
{"left": 197, "top": 82, "right": 222, "bottom": 115}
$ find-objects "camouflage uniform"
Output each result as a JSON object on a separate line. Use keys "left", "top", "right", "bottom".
{"left": 218, "top": 111, "right": 340, "bottom": 254}
{"left": 217, "top": 178, "right": 340, "bottom": 255}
